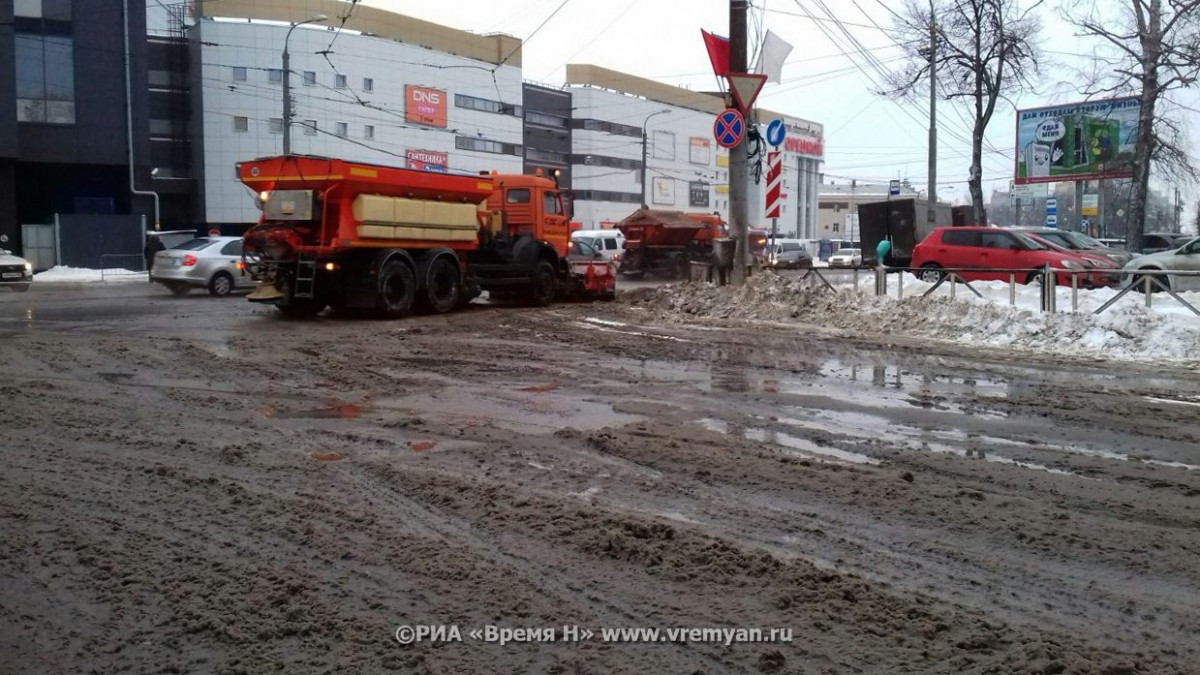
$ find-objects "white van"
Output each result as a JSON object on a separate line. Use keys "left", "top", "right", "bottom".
{"left": 571, "top": 229, "right": 625, "bottom": 262}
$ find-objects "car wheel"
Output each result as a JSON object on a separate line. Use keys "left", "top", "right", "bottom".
{"left": 918, "top": 264, "right": 943, "bottom": 283}
{"left": 1132, "top": 270, "right": 1165, "bottom": 294}
{"left": 208, "top": 272, "right": 234, "bottom": 297}
{"left": 1026, "top": 270, "right": 1050, "bottom": 286}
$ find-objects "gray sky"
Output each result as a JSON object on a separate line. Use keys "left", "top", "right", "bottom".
{"left": 371, "top": 0, "right": 1199, "bottom": 209}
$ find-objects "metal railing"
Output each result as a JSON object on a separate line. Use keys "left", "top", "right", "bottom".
{"left": 866, "top": 264, "right": 1200, "bottom": 317}
{"left": 99, "top": 254, "right": 149, "bottom": 282}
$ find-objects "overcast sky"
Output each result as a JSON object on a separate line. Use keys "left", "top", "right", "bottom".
{"left": 370, "top": 0, "right": 1199, "bottom": 209}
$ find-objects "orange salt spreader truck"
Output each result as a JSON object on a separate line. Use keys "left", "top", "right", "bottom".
{"left": 236, "top": 155, "right": 615, "bottom": 316}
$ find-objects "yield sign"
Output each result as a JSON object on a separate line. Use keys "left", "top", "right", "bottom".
{"left": 713, "top": 109, "right": 745, "bottom": 148}
{"left": 725, "top": 72, "right": 767, "bottom": 114}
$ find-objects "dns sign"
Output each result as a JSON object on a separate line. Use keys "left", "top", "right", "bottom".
{"left": 406, "top": 85, "right": 448, "bottom": 128}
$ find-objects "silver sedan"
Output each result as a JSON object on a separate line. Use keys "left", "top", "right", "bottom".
{"left": 151, "top": 237, "right": 255, "bottom": 297}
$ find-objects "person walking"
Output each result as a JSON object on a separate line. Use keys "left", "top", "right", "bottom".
{"left": 144, "top": 234, "right": 165, "bottom": 279}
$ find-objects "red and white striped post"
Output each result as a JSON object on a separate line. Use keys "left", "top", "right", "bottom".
{"left": 765, "top": 151, "right": 782, "bottom": 264}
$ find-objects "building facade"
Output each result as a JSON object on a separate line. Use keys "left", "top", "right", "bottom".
{"left": 189, "top": 0, "right": 524, "bottom": 227}
{"left": 1, "top": 0, "right": 152, "bottom": 253}
{"left": 564, "top": 65, "right": 824, "bottom": 236}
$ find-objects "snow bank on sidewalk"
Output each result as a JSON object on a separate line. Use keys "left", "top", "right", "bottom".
{"left": 630, "top": 273, "right": 1200, "bottom": 364}
{"left": 34, "top": 266, "right": 148, "bottom": 283}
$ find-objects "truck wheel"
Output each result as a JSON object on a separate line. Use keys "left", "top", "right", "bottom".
{"left": 416, "top": 256, "right": 460, "bottom": 314}
{"left": 528, "top": 260, "right": 557, "bottom": 307}
{"left": 378, "top": 260, "right": 415, "bottom": 317}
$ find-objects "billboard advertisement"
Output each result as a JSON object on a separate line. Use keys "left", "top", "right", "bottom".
{"left": 652, "top": 177, "right": 675, "bottom": 205}
{"left": 689, "top": 181, "right": 709, "bottom": 207}
{"left": 406, "top": 149, "right": 448, "bottom": 172}
{"left": 1014, "top": 97, "right": 1138, "bottom": 184}
{"left": 405, "top": 85, "right": 447, "bottom": 128}
{"left": 689, "top": 137, "right": 711, "bottom": 164}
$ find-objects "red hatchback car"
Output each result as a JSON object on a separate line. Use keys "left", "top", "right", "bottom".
{"left": 911, "top": 227, "right": 1110, "bottom": 287}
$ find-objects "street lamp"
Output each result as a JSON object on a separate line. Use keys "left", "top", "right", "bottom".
{"left": 282, "top": 14, "right": 328, "bottom": 155}
{"left": 639, "top": 108, "right": 671, "bottom": 208}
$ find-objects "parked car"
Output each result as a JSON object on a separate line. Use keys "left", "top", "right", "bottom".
{"left": 769, "top": 248, "right": 814, "bottom": 270}
{"left": 570, "top": 229, "right": 625, "bottom": 262}
{"left": 828, "top": 248, "right": 862, "bottom": 268}
{"left": 912, "top": 226, "right": 1106, "bottom": 287}
{"left": 0, "top": 248, "right": 33, "bottom": 292}
{"left": 1121, "top": 235, "right": 1200, "bottom": 293}
{"left": 1024, "top": 234, "right": 1121, "bottom": 287}
{"left": 151, "top": 236, "right": 255, "bottom": 297}
{"left": 1140, "top": 232, "right": 1191, "bottom": 254}
{"left": 1014, "top": 227, "right": 1135, "bottom": 267}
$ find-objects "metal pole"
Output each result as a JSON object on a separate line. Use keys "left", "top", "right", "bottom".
{"left": 730, "top": 0, "right": 749, "bottom": 285}
{"left": 926, "top": 1, "right": 937, "bottom": 225}
{"left": 639, "top": 110, "right": 669, "bottom": 209}
{"left": 282, "top": 44, "right": 291, "bottom": 155}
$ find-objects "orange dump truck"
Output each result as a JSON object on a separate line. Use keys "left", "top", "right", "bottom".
{"left": 236, "top": 155, "right": 613, "bottom": 316}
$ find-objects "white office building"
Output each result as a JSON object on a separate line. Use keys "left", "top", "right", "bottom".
{"left": 189, "top": 0, "right": 525, "bottom": 226}
{"left": 564, "top": 65, "right": 824, "bottom": 237}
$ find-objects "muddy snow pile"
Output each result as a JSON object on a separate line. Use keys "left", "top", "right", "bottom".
{"left": 628, "top": 273, "right": 1200, "bottom": 363}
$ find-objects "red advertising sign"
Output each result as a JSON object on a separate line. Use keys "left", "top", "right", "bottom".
{"left": 405, "top": 85, "right": 448, "bottom": 128}
{"left": 784, "top": 136, "right": 823, "bottom": 158}
{"left": 406, "top": 149, "right": 448, "bottom": 172}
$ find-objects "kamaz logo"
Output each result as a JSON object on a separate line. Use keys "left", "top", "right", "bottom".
{"left": 411, "top": 89, "right": 441, "bottom": 104}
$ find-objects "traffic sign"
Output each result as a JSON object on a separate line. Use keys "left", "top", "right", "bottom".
{"left": 713, "top": 109, "right": 745, "bottom": 149}
{"left": 765, "top": 119, "right": 786, "bottom": 147}
{"left": 888, "top": 179, "right": 901, "bottom": 197}
{"left": 1046, "top": 214, "right": 1058, "bottom": 228}
{"left": 1046, "top": 197, "right": 1057, "bottom": 215}
{"left": 725, "top": 72, "right": 767, "bottom": 114}
{"left": 765, "top": 151, "right": 783, "bottom": 218}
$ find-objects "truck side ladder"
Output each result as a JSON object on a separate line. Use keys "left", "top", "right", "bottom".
{"left": 294, "top": 252, "right": 317, "bottom": 299}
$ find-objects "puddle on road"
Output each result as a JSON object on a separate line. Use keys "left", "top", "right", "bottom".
{"left": 697, "top": 418, "right": 878, "bottom": 465}
{"left": 382, "top": 387, "right": 643, "bottom": 435}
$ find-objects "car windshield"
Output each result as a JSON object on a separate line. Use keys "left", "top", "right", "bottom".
{"left": 173, "top": 238, "right": 217, "bottom": 251}
{"left": 1064, "top": 232, "right": 1103, "bottom": 248}
{"left": 1013, "top": 232, "right": 1048, "bottom": 250}
{"left": 570, "top": 241, "right": 597, "bottom": 257}
{"left": 1036, "top": 232, "right": 1078, "bottom": 249}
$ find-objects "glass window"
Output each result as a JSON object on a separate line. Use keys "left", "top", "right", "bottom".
{"left": 303, "top": 71, "right": 316, "bottom": 86}
{"left": 220, "top": 240, "right": 243, "bottom": 256}
{"left": 364, "top": 125, "right": 374, "bottom": 140}
{"left": 15, "top": 0, "right": 42, "bottom": 18}
{"left": 268, "top": 69, "right": 282, "bottom": 83}
{"left": 1013, "top": 232, "right": 1047, "bottom": 250}
{"left": 336, "top": 122, "right": 348, "bottom": 137}
{"left": 941, "top": 229, "right": 982, "bottom": 247}
{"left": 268, "top": 117, "right": 283, "bottom": 134}
{"left": 335, "top": 74, "right": 347, "bottom": 88}
{"left": 980, "top": 231, "right": 1014, "bottom": 249}
{"left": 544, "top": 192, "right": 562, "bottom": 215}
{"left": 172, "top": 238, "right": 218, "bottom": 251}
{"left": 605, "top": 238, "right": 617, "bottom": 250}
{"left": 303, "top": 119, "right": 317, "bottom": 135}
{"left": 233, "top": 116, "right": 248, "bottom": 132}
{"left": 232, "top": 66, "right": 247, "bottom": 81}
{"left": 14, "top": 32, "right": 74, "bottom": 124}
{"left": 506, "top": 189, "right": 530, "bottom": 204}
{"left": 363, "top": 77, "right": 374, "bottom": 92}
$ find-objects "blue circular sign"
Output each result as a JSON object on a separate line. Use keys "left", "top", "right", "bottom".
{"left": 766, "top": 119, "right": 786, "bottom": 147}
{"left": 714, "top": 109, "right": 745, "bottom": 149}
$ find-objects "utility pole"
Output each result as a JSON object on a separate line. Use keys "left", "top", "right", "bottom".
{"left": 282, "top": 15, "right": 327, "bottom": 156}
{"left": 1175, "top": 187, "right": 1182, "bottom": 233}
{"left": 730, "top": 0, "right": 749, "bottom": 284}
{"left": 639, "top": 109, "right": 670, "bottom": 208}
{"left": 926, "top": 1, "right": 937, "bottom": 224}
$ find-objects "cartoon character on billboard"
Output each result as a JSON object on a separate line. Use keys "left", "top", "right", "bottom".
{"left": 1023, "top": 142, "right": 1060, "bottom": 178}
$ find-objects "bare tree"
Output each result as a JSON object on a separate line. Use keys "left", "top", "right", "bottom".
{"left": 1068, "top": 0, "right": 1200, "bottom": 251}
{"left": 883, "top": 0, "right": 1043, "bottom": 225}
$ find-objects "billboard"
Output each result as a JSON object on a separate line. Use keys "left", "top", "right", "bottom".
{"left": 689, "top": 137, "right": 711, "bottom": 164}
{"left": 1014, "top": 97, "right": 1138, "bottom": 184}
{"left": 652, "top": 177, "right": 675, "bottom": 205}
{"left": 689, "top": 181, "right": 709, "bottom": 207}
{"left": 406, "top": 149, "right": 447, "bottom": 172}
{"left": 405, "top": 85, "right": 447, "bottom": 127}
